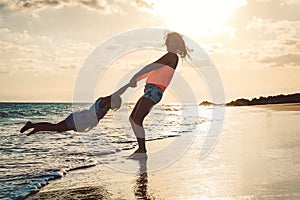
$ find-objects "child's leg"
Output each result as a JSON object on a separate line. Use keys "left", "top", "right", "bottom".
{"left": 22, "top": 120, "right": 70, "bottom": 136}
{"left": 20, "top": 121, "right": 34, "bottom": 133}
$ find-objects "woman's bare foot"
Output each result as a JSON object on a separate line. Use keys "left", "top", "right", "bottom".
{"left": 20, "top": 121, "right": 33, "bottom": 133}
{"left": 128, "top": 148, "right": 148, "bottom": 160}
{"left": 134, "top": 148, "right": 147, "bottom": 154}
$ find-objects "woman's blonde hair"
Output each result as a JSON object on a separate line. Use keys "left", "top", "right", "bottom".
{"left": 164, "top": 32, "right": 192, "bottom": 59}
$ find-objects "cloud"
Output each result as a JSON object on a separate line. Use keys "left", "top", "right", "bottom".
{"left": 131, "top": 0, "right": 153, "bottom": 9}
{"left": 0, "top": 71, "right": 10, "bottom": 74}
{"left": 0, "top": 40, "right": 40, "bottom": 54}
{"left": 59, "top": 64, "right": 78, "bottom": 70}
{"left": 205, "top": 43, "right": 226, "bottom": 53}
{"left": 283, "top": 39, "right": 300, "bottom": 49}
{"left": 260, "top": 53, "right": 300, "bottom": 67}
{"left": 245, "top": 17, "right": 300, "bottom": 45}
{"left": 221, "top": 1, "right": 300, "bottom": 69}
{"left": 206, "top": 17, "right": 300, "bottom": 69}
{"left": 0, "top": 0, "right": 152, "bottom": 13}
{"left": 0, "top": 0, "right": 113, "bottom": 13}
{"left": 228, "top": 0, "right": 300, "bottom": 26}
{"left": 282, "top": 0, "right": 300, "bottom": 5}
{"left": 0, "top": 27, "right": 95, "bottom": 75}
{"left": 241, "top": 18, "right": 300, "bottom": 66}
{"left": 0, "top": 28, "right": 10, "bottom": 33}
{"left": 0, "top": 59, "right": 41, "bottom": 75}
{"left": 0, "top": 66, "right": 10, "bottom": 74}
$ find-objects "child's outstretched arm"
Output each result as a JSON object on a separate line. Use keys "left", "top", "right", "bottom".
{"left": 112, "top": 83, "right": 130, "bottom": 97}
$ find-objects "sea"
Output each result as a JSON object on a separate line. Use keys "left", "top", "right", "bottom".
{"left": 0, "top": 102, "right": 213, "bottom": 200}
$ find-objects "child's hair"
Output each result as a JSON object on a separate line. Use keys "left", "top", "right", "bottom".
{"left": 164, "top": 32, "right": 192, "bottom": 60}
{"left": 110, "top": 95, "right": 122, "bottom": 110}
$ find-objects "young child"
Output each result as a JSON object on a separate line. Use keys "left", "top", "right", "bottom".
{"left": 20, "top": 84, "right": 130, "bottom": 136}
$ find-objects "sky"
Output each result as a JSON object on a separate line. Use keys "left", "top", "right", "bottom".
{"left": 0, "top": 0, "right": 299, "bottom": 103}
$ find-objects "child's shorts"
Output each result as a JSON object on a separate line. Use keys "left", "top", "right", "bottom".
{"left": 65, "top": 113, "right": 76, "bottom": 131}
{"left": 143, "top": 84, "right": 163, "bottom": 104}
{"left": 65, "top": 110, "right": 98, "bottom": 132}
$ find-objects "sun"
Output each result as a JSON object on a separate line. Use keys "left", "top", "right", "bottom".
{"left": 150, "top": 0, "right": 247, "bottom": 36}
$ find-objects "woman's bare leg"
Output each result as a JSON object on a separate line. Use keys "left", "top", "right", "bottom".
{"left": 130, "top": 97, "right": 155, "bottom": 153}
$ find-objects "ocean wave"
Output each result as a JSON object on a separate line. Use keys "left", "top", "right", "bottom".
{"left": 0, "top": 163, "right": 99, "bottom": 200}
{"left": 0, "top": 111, "right": 9, "bottom": 118}
{"left": 0, "top": 111, "right": 28, "bottom": 118}
{"left": 9, "top": 111, "right": 27, "bottom": 116}
{"left": 0, "top": 110, "right": 53, "bottom": 119}
{"left": 0, "top": 169, "right": 64, "bottom": 200}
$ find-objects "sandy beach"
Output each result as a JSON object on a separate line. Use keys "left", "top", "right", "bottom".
{"left": 26, "top": 104, "right": 300, "bottom": 200}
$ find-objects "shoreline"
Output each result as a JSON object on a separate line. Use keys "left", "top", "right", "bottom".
{"left": 26, "top": 137, "right": 176, "bottom": 200}
{"left": 255, "top": 103, "right": 300, "bottom": 111}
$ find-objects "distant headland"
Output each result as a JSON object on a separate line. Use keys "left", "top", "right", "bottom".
{"left": 199, "top": 93, "right": 300, "bottom": 106}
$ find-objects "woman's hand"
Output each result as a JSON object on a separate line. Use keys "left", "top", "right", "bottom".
{"left": 129, "top": 79, "right": 137, "bottom": 88}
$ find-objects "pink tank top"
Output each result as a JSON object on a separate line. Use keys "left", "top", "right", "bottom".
{"left": 137, "top": 65, "right": 175, "bottom": 91}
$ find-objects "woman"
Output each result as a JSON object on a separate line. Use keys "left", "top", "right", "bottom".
{"left": 129, "top": 32, "right": 190, "bottom": 155}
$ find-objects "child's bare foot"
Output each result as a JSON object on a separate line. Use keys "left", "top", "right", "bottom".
{"left": 20, "top": 121, "right": 33, "bottom": 133}
{"left": 27, "top": 129, "right": 37, "bottom": 136}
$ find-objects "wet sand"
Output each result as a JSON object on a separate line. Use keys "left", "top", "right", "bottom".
{"left": 27, "top": 104, "right": 300, "bottom": 199}
{"left": 257, "top": 103, "right": 300, "bottom": 111}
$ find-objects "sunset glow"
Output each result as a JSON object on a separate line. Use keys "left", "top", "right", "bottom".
{"left": 0, "top": 0, "right": 299, "bottom": 102}
{"left": 151, "top": 0, "right": 247, "bottom": 35}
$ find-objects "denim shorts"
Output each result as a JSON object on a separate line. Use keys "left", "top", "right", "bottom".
{"left": 143, "top": 84, "right": 163, "bottom": 104}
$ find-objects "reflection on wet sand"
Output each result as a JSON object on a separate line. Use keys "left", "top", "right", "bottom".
{"left": 134, "top": 157, "right": 152, "bottom": 200}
